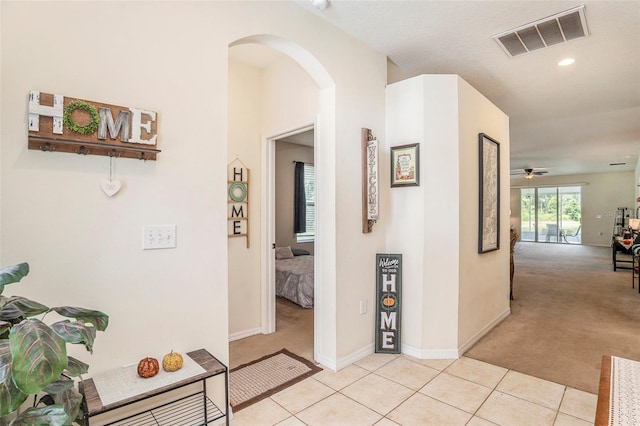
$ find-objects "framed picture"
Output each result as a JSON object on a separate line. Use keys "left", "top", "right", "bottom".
{"left": 478, "top": 133, "right": 500, "bottom": 253}
{"left": 391, "top": 143, "right": 419, "bottom": 187}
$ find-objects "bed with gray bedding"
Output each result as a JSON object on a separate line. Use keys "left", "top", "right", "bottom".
{"left": 275, "top": 248, "right": 314, "bottom": 308}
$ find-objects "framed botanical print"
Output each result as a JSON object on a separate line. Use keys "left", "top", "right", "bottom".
{"left": 390, "top": 143, "right": 419, "bottom": 187}
{"left": 478, "top": 133, "right": 500, "bottom": 253}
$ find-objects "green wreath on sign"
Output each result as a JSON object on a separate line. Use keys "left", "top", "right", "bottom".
{"left": 228, "top": 182, "right": 248, "bottom": 202}
{"left": 64, "top": 100, "right": 100, "bottom": 135}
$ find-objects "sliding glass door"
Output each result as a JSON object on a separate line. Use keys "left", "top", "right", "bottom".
{"left": 520, "top": 186, "right": 581, "bottom": 243}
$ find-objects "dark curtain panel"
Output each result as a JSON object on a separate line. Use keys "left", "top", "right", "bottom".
{"left": 294, "top": 161, "right": 306, "bottom": 233}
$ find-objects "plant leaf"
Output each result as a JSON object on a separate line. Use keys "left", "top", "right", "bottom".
{"left": 0, "top": 322, "right": 9, "bottom": 337}
{"left": 9, "top": 319, "right": 67, "bottom": 394}
{"left": 0, "top": 263, "right": 29, "bottom": 295}
{"left": 0, "top": 297, "right": 49, "bottom": 321}
{"left": 0, "top": 341, "right": 28, "bottom": 416}
{"left": 64, "top": 356, "right": 89, "bottom": 377}
{"left": 41, "top": 377, "right": 74, "bottom": 394}
{"left": 50, "top": 307, "right": 109, "bottom": 332}
{"left": 52, "top": 387, "right": 83, "bottom": 423}
{"left": 51, "top": 320, "right": 97, "bottom": 353}
{"left": 8, "top": 405, "right": 69, "bottom": 426}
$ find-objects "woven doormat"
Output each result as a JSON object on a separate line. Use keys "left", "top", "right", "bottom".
{"left": 229, "top": 348, "right": 322, "bottom": 411}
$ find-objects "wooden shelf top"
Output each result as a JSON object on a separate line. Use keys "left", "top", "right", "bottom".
{"left": 80, "top": 349, "right": 226, "bottom": 417}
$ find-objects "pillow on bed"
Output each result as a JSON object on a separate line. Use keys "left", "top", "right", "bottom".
{"left": 275, "top": 246, "right": 295, "bottom": 259}
{"left": 291, "top": 248, "right": 310, "bottom": 256}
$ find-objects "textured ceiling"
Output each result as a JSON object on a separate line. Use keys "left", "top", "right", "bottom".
{"left": 233, "top": 1, "right": 640, "bottom": 178}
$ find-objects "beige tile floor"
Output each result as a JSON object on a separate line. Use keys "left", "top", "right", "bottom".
{"left": 230, "top": 354, "right": 597, "bottom": 426}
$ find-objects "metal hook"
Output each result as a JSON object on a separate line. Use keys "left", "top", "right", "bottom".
{"left": 40, "top": 142, "right": 52, "bottom": 152}
{"left": 139, "top": 152, "right": 146, "bottom": 161}
{"left": 108, "top": 150, "right": 120, "bottom": 158}
{"left": 77, "top": 146, "right": 88, "bottom": 155}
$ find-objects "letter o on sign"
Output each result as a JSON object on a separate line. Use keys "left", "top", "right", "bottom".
{"left": 228, "top": 182, "right": 247, "bottom": 202}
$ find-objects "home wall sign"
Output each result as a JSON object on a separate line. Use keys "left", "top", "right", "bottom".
{"left": 362, "top": 128, "right": 379, "bottom": 233}
{"left": 28, "top": 90, "right": 160, "bottom": 160}
{"left": 375, "top": 253, "right": 402, "bottom": 354}
{"left": 228, "top": 159, "right": 249, "bottom": 248}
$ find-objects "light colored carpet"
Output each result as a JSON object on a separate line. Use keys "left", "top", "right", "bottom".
{"left": 466, "top": 242, "right": 640, "bottom": 394}
{"left": 229, "top": 297, "right": 314, "bottom": 369}
{"left": 229, "top": 348, "right": 321, "bottom": 411}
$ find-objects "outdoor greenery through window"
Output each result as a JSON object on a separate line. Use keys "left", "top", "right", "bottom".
{"left": 297, "top": 163, "right": 315, "bottom": 242}
{"left": 521, "top": 186, "right": 581, "bottom": 243}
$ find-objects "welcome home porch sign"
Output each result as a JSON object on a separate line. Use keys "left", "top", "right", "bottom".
{"left": 375, "top": 253, "right": 402, "bottom": 353}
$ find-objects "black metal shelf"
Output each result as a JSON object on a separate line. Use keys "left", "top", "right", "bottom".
{"left": 108, "top": 393, "right": 224, "bottom": 426}
{"left": 81, "top": 349, "right": 228, "bottom": 426}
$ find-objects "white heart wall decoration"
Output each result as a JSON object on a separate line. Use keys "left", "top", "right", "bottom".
{"left": 100, "top": 179, "right": 122, "bottom": 197}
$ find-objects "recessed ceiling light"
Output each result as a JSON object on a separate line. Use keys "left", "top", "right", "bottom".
{"left": 558, "top": 58, "right": 576, "bottom": 66}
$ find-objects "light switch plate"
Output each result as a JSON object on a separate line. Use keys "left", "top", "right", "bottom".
{"left": 143, "top": 225, "right": 176, "bottom": 250}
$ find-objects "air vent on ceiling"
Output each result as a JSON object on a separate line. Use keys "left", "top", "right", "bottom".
{"left": 493, "top": 5, "right": 589, "bottom": 58}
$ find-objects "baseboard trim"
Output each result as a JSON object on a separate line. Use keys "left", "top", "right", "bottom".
{"left": 228, "top": 327, "right": 262, "bottom": 342}
{"left": 316, "top": 343, "right": 374, "bottom": 372}
{"left": 313, "top": 307, "right": 510, "bottom": 370}
{"left": 336, "top": 343, "right": 375, "bottom": 370}
{"left": 457, "top": 307, "right": 511, "bottom": 356}
{"left": 315, "top": 353, "right": 337, "bottom": 371}
{"left": 401, "top": 343, "right": 459, "bottom": 359}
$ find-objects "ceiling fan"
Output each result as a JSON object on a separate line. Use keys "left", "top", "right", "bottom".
{"left": 510, "top": 168, "right": 548, "bottom": 179}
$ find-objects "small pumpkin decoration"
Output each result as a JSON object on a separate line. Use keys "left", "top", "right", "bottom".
{"left": 137, "top": 357, "right": 160, "bottom": 378}
{"left": 382, "top": 296, "right": 395, "bottom": 307}
{"left": 162, "top": 350, "right": 184, "bottom": 372}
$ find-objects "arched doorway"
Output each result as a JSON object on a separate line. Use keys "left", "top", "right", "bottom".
{"left": 227, "top": 34, "right": 336, "bottom": 368}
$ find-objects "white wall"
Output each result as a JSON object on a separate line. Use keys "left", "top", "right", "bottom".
{"left": 510, "top": 171, "right": 635, "bottom": 246}
{"left": 457, "top": 78, "right": 511, "bottom": 351}
{"left": 2, "top": 1, "right": 389, "bottom": 378}
{"left": 386, "top": 75, "right": 510, "bottom": 357}
{"left": 227, "top": 59, "right": 263, "bottom": 339}
{"left": 2, "top": 1, "right": 231, "bottom": 377}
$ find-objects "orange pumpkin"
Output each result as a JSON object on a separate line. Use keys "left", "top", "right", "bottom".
{"left": 137, "top": 357, "right": 160, "bottom": 378}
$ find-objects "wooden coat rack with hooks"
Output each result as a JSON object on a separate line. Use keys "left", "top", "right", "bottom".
{"left": 27, "top": 90, "right": 160, "bottom": 161}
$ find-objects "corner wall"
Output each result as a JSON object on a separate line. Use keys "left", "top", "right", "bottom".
{"left": 386, "top": 75, "right": 510, "bottom": 357}
{"left": 457, "top": 78, "right": 510, "bottom": 352}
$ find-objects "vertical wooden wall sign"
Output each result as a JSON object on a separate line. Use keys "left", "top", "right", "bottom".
{"left": 228, "top": 159, "right": 249, "bottom": 248}
{"left": 375, "top": 254, "right": 402, "bottom": 354}
{"left": 362, "top": 128, "right": 379, "bottom": 233}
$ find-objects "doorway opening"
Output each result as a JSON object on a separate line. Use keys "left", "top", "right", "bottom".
{"left": 272, "top": 128, "right": 316, "bottom": 362}
{"left": 227, "top": 34, "right": 336, "bottom": 371}
{"left": 520, "top": 186, "right": 582, "bottom": 243}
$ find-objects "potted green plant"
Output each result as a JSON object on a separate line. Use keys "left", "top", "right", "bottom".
{"left": 0, "top": 262, "right": 109, "bottom": 425}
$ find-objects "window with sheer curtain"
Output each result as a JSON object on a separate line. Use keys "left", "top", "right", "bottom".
{"left": 294, "top": 162, "right": 315, "bottom": 242}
